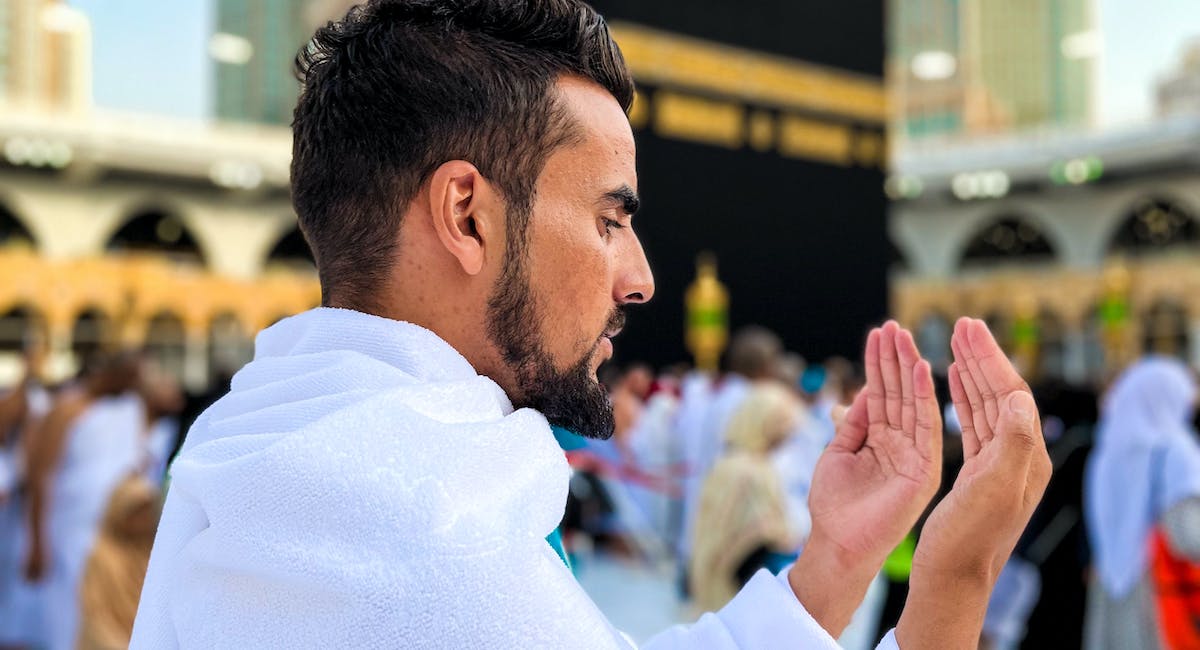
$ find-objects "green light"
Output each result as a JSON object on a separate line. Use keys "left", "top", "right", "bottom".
{"left": 1050, "top": 161, "right": 1068, "bottom": 185}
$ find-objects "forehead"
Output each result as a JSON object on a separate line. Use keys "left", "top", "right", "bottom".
{"left": 547, "top": 76, "right": 637, "bottom": 189}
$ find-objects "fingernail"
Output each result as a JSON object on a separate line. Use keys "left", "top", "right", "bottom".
{"left": 1007, "top": 392, "right": 1034, "bottom": 418}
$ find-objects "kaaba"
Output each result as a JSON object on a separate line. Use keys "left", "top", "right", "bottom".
{"left": 590, "top": 0, "right": 888, "bottom": 369}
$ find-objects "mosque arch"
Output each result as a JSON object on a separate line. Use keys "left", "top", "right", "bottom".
{"left": 105, "top": 205, "right": 206, "bottom": 266}
{"left": 264, "top": 226, "right": 315, "bottom": 272}
{"left": 144, "top": 311, "right": 187, "bottom": 382}
{"left": 1107, "top": 196, "right": 1199, "bottom": 255}
{"left": 0, "top": 201, "right": 36, "bottom": 250}
{"left": 1036, "top": 309, "right": 1067, "bottom": 381}
{"left": 1141, "top": 299, "right": 1189, "bottom": 358}
{"left": 209, "top": 311, "right": 254, "bottom": 377}
{"left": 70, "top": 307, "right": 113, "bottom": 367}
{"left": 959, "top": 215, "right": 1056, "bottom": 267}
{"left": 0, "top": 305, "right": 45, "bottom": 354}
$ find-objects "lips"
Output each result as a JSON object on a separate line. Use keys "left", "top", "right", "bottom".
{"left": 599, "top": 336, "right": 614, "bottom": 359}
{"left": 597, "top": 308, "right": 625, "bottom": 362}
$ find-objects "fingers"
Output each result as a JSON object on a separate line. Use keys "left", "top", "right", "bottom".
{"left": 864, "top": 328, "right": 886, "bottom": 428}
{"left": 844, "top": 387, "right": 869, "bottom": 431}
{"left": 951, "top": 320, "right": 994, "bottom": 446}
{"left": 879, "top": 322, "right": 904, "bottom": 428}
{"left": 897, "top": 329, "right": 919, "bottom": 439}
{"left": 966, "top": 318, "right": 1030, "bottom": 397}
{"left": 953, "top": 318, "right": 1000, "bottom": 432}
{"left": 831, "top": 403, "right": 847, "bottom": 429}
{"left": 948, "top": 363, "right": 981, "bottom": 458}
{"left": 912, "top": 359, "right": 942, "bottom": 463}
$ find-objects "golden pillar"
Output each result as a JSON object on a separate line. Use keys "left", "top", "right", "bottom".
{"left": 1098, "top": 263, "right": 1134, "bottom": 372}
{"left": 685, "top": 252, "right": 729, "bottom": 373}
{"left": 1010, "top": 293, "right": 1039, "bottom": 379}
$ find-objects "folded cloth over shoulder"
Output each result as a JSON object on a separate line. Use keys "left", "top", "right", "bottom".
{"left": 131, "top": 308, "right": 895, "bottom": 649}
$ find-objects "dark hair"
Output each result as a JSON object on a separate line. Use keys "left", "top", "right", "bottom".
{"left": 726, "top": 325, "right": 783, "bottom": 379}
{"left": 291, "top": 0, "right": 634, "bottom": 310}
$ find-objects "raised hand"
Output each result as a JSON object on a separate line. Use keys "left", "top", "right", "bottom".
{"left": 789, "top": 320, "right": 942, "bottom": 636}
{"left": 897, "top": 318, "right": 1051, "bottom": 649}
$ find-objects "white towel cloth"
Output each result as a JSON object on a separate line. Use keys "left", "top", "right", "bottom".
{"left": 132, "top": 307, "right": 899, "bottom": 649}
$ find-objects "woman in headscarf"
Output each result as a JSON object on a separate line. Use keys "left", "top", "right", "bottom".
{"left": 76, "top": 474, "right": 160, "bottom": 650}
{"left": 1084, "top": 357, "right": 1200, "bottom": 650}
{"left": 689, "top": 382, "right": 800, "bottom": 612}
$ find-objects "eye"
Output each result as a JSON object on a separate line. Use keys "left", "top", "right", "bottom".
{"left": 601, "top": 217, "right": 626, "bottom": 238}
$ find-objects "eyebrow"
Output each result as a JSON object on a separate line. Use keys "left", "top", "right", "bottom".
{"left": 600, "top": 185, "right": 640, "bottom": 217}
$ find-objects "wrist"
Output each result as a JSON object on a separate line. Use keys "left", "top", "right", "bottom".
{"left": 788, "top": 533, "right": 879, "bottom": 638}
{"left": 908, "top": 553, "right": 994, "bottom": 594}
{"left": 897, "top": 563, "right": 992, "bottom": 650}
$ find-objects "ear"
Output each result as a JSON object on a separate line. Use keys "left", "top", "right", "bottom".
{"left": 427, "top": 161, "right": 500, "bottom": 276}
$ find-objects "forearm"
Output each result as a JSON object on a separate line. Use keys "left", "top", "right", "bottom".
{"left": 787, "top": 533, "right": 880, "bottom": 638}
{"left": 0, "top": 390, "right": 25, "bottom": 446}
{"left": 26, "top": 478, "right": 45, "bottom": 552}
{"left": 895, "top": 570, "right": 991, "bottom": 650}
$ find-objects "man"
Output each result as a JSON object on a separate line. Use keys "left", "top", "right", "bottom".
{"left": 25, "top": 351, "right": 145, "bottom": 650}
{"left": 678, "top": 326, "right": 782, "bottom": 569}
{"left": 0, "top": 346, "right": 50, "bottom": 649}
{"left": 134, "top": 359, "right": 185, "bottom": 485}
{"left": 132, "top": 1, "right": 1051, "bottom": 647}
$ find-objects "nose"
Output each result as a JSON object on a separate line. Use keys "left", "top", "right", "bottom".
{"left": 615, "top": 235, "right": 655, "bottom": 305}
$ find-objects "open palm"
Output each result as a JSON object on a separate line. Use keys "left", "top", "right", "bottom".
{"left": 807, "top": 321, "right": 942, "bottom": 566}
{"left": 914, "top": 318, "right": 1051, "bottom": 581}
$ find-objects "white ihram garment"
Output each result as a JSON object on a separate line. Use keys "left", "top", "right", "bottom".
{"left": 46, "top": 392, "right": 145, "bottom": 650}
{"left": 132, "top": 308, "right": 900, "bottom": 648}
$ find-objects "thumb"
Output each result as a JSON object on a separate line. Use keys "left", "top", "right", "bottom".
{"left": 831, "top": 404, "right": 848, "bottom": 429}
{"left": 828, "top": 388, "right": 869, "bottom": 452}
{"left": 992, "top": 391, "right": 1039, "bottom": 473}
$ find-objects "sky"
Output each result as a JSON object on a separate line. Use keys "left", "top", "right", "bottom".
{"left": 68, "top": 0, "right": 1200, "bottom": 128}
{"left": 1098, "top": 0, "right": 1200, "bottom": 126}
{"left": 70, "top": 0, "right": 211, "bottom": 120}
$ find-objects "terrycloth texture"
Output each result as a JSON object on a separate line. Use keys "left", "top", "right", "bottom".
{"left": 1085, "top": 357, "right": 1200, "bottom": 598}
{"left": 78, "top": 474, "right": 159, "bottom": 650}
{"left": 132, "top": 308, "right": 879, "bottom": 649}
{"left": 690, "top": 385, "right": 798, "bottom": 612}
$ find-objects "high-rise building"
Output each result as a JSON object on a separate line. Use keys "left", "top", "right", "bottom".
{"left": 213, "top": 0, "right": 309, "bottom": 125}
{"left": 0, "top": 0, "right": 92, "bottom": 113}
{"left": 889, "top": 0, "right": 1097, "bottom": 144}
{"left": 1157, "top": 41, "right": 1200, "bottom": 118}
{"left": 212, "top": 0, "right": 357, "bottom": 125}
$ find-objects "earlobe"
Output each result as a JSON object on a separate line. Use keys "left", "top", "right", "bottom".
{"left": 428, "top": 161, "right": 489, "bottom": 276}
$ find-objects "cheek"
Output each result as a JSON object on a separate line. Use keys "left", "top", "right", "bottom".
{"left": 530, "top": 225, "right": 614, "bottom": 358}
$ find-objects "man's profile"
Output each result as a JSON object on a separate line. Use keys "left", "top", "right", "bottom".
{"left": 131, "top": 1, "right": 1051, "bottom": 647}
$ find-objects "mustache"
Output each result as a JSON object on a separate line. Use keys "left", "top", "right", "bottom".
{"left": 602, "top": 307, "right": 626, "bottom": 339}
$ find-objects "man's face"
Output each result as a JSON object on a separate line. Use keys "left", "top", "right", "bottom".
{"left": 486, "top": 77, "right": 654, "bottom": 439}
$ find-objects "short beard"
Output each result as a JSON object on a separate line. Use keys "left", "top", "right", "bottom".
{"left": 486, "top": 242, "right": 621, "bottom": 440}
